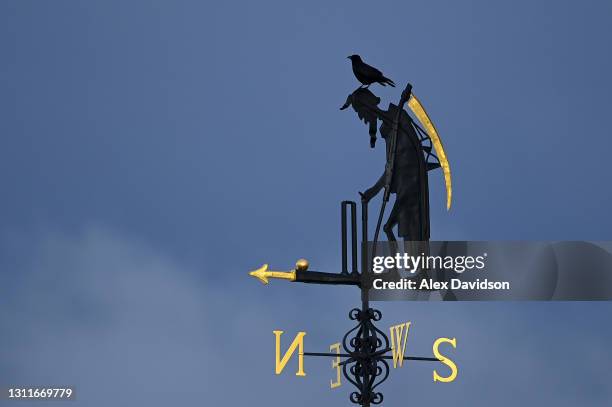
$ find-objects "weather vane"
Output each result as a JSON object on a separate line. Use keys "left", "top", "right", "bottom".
{"left": 249, "top": 55, "right": 457, "bottom": 406}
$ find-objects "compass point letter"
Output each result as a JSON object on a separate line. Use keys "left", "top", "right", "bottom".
{"left": 273, "top": 330, "right": 307, "bottom": 377}
{"left": 389, "top": 322, "right": 411, "bottom": 368}
{"left": 329, "top": 342, "right": 342, "bottom": 389}
{"left": 432, "top": 337, "right": 458, "bottom": 383}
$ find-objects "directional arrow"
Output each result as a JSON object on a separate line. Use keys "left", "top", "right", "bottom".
{"left": 249, "top": 264, "right": 297, "bottom": 285}
{"left": 249, "top": 259, "right": 361, "bottom": 286}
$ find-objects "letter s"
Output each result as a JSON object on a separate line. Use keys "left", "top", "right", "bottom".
{"left": 432, "top": 337, "right": 458, "bottom": 383}
{"left": 475, "top": 256, "right": 486, "bottom": 269}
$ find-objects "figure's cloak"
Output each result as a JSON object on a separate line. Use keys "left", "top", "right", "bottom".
{"left": 380, "top": 104, "right": 430, "bottom": 240}
{"left": 341, "top": 88, "right": 433, "bottom": 240}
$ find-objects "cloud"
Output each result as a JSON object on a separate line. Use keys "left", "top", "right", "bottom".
{"left": 1, "top": 226, "right": 611, "bottom": 406}
{"left": 0, "top": 226, "right": 357, "bottom": 406}
{"left": 1, "top": 226, "right": 224, "bottom": 405}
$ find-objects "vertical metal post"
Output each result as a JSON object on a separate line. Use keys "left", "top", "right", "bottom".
{"left": 341, "top": 202, "right": 348, "bottom": 274}
{"left": 343, "top": 201, "right": 358, "bottom": 275}
{"left": 361, "top": 200, "right": 371, "bottom": 407}
{"left": 351, "top": 203, "right": 358, "bottom": 274}
{"left": 360, "top": 200, "right": 369, "bottom": 307}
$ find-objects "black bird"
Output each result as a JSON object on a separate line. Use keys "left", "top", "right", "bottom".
{"left": 348, "top": 55, "right": 396, "bottom": 88}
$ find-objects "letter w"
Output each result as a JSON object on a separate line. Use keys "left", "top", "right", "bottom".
{"left": 389, "top": 322, "right": 411, "bottom": 368}
{"left": 273, "top": 330, "right": 306, "bottom": 376}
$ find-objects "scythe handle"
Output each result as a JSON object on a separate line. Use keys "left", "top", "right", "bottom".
{"left": 383, "top": 83, "right": 412, "bottom": 201}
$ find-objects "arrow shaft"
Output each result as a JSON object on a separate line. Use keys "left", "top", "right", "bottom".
{"left": 295, "top": 270, "right": 360, "bottom": 286}
{"left": 266, "top": 270, "right": 296, "bottom": 281}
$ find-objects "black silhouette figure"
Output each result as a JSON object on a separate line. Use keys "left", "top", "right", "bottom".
{"left": 348, "top": 55, "right": 396, "bottom": 88}
{"left": 341, "top": 86, "right": 440, "bottom": 241}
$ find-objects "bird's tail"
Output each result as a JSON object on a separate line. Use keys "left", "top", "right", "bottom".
{"left": 380, "top": 76, "right": 396, "bottom": 87}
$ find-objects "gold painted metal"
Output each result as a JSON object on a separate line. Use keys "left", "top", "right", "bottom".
{"left": 274, "top": 330, "right": 307, "bottom": 376}
{"left": 432, "top": 337, "right": 458, "bottom": 382}
{"left": 389, "top": 322, "right": 411, "bottom": 368}
{"left": 295, "top": 258, "right": 309, "bottom": 271}
{"left": 330, "top": 342, "right": 342, "bottom": 389}
{"left": 249, "top": 263, "right": 297, "bottom": 284}
{"left": 408, "top": 94, "right": 452, "bottom": 210}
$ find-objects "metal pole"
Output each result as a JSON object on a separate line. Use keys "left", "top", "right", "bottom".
{"left": 341, "top": 202, "right": 348, "bottom": 274}
{"left": 360, "top": 200, "right": 369, "bottom": 305}
{"left": 351, "top": 202, "right": 358, "bottom": 274}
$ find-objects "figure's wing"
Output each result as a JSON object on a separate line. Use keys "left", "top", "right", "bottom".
{"left": 359, "top": 62, "right": 383, "bottom": 78}
{"left": 408, "top": 94, "right": 452, "bottom": 210}
{"left": 340, "top": 88, "right": 382, "bottom": 140}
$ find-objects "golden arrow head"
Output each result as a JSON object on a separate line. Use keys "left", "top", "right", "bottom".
{"left": 249, "top": 264, "right": 271, "bottom": 285}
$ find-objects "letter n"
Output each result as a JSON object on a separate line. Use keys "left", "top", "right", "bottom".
{"left": 273, "top": 330, "right": 306, "bottom": 376}
{"left": 389, "top": 322, "right": 411, "bottom": 368}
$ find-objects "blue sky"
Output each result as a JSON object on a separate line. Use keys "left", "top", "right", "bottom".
{"left": 1, "top": 1, "right": 611, "bottom": 406}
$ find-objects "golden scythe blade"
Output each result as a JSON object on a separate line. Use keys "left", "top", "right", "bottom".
{"left": 407, "top": 94, "right": 452, "bottom": 210}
